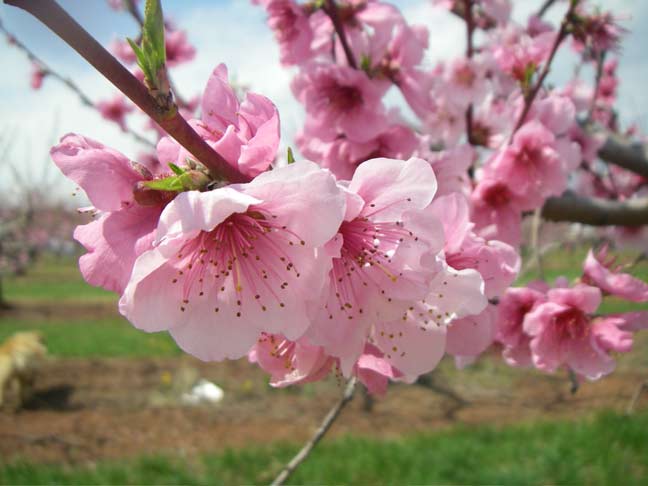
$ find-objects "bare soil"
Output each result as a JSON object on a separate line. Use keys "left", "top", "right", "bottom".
{"left": 1, "top": 354, "right": 646, "bottom": 465}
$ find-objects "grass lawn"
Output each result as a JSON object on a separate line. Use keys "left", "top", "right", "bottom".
{"left": 2, "top": 410, "right": 647, "bottom": 485}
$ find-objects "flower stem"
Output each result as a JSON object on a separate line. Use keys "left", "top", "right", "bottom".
{"left": 324, "top": 0, "right": 357, "bottom": 69}
{"left": 510, "top": 1, "right": 578, "bottom": 139}
{"left": 5, "top": 0, "right": 249, "bottom": 183}
{"left": 270, "top": 377, "right": 357, "bottom": 486}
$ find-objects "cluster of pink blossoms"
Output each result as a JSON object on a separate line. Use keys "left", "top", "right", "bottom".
{"left": 46, "top": 0, "right": 647, "bottom": 393}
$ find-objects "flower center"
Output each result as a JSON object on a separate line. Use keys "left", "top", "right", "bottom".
{"left": 170, "top": 208, "right": 305, "bottom": 317}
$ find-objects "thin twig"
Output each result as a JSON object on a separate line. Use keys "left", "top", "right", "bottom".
{"left": 324, "top": 0, "right": 357, "bottom": 69}
{"left": 270, "top": 377, "right": 357, "bottom": 486}
{"left": 626, "top": 381, "right": 648, "bottom": 414}
{"left": 464, "top": 0, "right": 475, "bottom": 145}
{"left": 5, "top": 0, "right": 248, "bottom": 183}
{"left": 567, "top": 368, "right": 579, "bottom": 395}
{"left": 587, "top": 50, "right": 606, "bottom": 122}
{"left": 0, "top": 18, "right": 154, "bottom": 147}
{"left": 537, "top": 0, "right": 558, "bottom": 19}
{"left": 510, "top": 1, "right": 578, "bottom": 138}
{"left": 530, "top": 208, "right": 545, "bottom": 281}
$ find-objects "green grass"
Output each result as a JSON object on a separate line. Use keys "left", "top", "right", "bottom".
{"left": 3, "top": 255, "right": 113, "bottom": 302}
{"left": 2, "top": 410, "right": 647, "bottom": 485}
{"left": 0, "top": 318, "right": 180, "bottom": 358}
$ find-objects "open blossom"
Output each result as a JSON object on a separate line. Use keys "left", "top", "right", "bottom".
{"left": 523, "top": 284, "right": 621, "bottom": 380}
{"left": 120, "top": 162, "right": 346, "bottom": 361}
{"left": 433, "top": 193, "right": 519, "bottom": 299}
{"left": 492, "top": 28, "right": 555, "bottom": 82}
{"left": 250, "top": 336, "right": 403, "bottom": 395}
{"left": 158, "top": 64, "right": 280, "bottom": 179}
{"left": 582, "top": 247, "right": 648, "bottom": 303}
{"left": 165, "top": 29, "right": 196, "bottom": 67}
{"left": 51, "top": 134, "right": 170, "bottom": 294}
{"left": 298, "top": 121, "right": 419, "bottom": 181}
{"left": 255, "top": 0, "right": 315, "bottom": 66}
{"left": 96, "top": 95, "right": 134, "bottom": 132}
{"left": 486, "top": 120, "right": 568, "bottom": 207}
{"left": 305, "top": 157, "right": 458, "bottom": 374}
{"left": 496, "top": 284, "right": 547, "bottom": 367}
{"left": 292, "top": 64, "right": 389, "bottom": 143}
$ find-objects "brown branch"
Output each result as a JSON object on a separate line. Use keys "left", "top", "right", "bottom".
{"left": 541, "top": 191, "right": 648, "bottom": 226}
{"left": 0, "top": 18, "right": 155, "bottom": 148}
{"left": 464, "top": 0, "right": 475, "bottom": 145}
{"left": 511, "top": 1, "right": 577, "bottom": 137}
{"left": 537, "top": 0, "right": 558, "bottom": 18}
{"left": 626, "top": 381, "right": 648, "bottom": 414}
{"left": 324, "top": 0, "right": 357, "bottom": 69}
{"left": 597, "top": 135, "right": 648, "bottom": 180}
{"left": 4, "top": 0, "right": 248, "bottom": 183}
{"left": 270, "top": 377, "right": 357, "bottom": 486}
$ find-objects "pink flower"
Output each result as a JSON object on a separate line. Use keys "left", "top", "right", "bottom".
{"left": 432, "top": 193, "right": 519, "bottom": 299}
{"left": 523, "top": 284, "right": 619, "bottom": 380}
{"left": 250, "top": 333, "right": 334, "bottom": 387}
{"left": 582, "top": 247, "right": 648, "bottom": 303}
{"left": 30, "top": 63, "right": 46, "bottom": 90}
{"left": 158, "top": 64, "right": 280, "bottom": 179}
{"left": 119, "top": 162, "right": 346, "bottom": 361}
{"left": 445, "top": 305, "right": 498, "bottom": 365}
{"left": 165, "top": 29, "right": 196, "bottom": 67}
{"left": 305, "top": 157, "right": 448, "bottom": 373}
{"left": 487, "top": 120, "right": 568, "bottom": 206}
{"left": 496, "top": 285, "right": 547, "bottom": 367}
{"left": 492, "top": 29, "right": 555, "bottom": 82}
{"left": 425, "top": 145, "right": 474, "bottom": 198}
{"left": 250, "top": 336, "right": 402, "bottom": 395}
{"left": 51, "top": 134, "right": 169, "bottom": 294}
{"left": 96, "top": 95, "right": 134, "bottom": 132}
{"left": 298, "top": 122, "right": 419, "bottom": 181}
{"left": 292, "top": 64, "right": 389, "bottom": 143}
{"left": 470, "top": 178, "right": 523, "bottom": 246}
{"left": 257, "top": 0, "right": 314, "bottom": 66}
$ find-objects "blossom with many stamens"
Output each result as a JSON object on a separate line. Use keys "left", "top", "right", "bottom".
{"left": 305, "top": 157, "right": 450, "bottom": 373}
{"left": 119, "top": 161, "right": 345, "bottom": 361}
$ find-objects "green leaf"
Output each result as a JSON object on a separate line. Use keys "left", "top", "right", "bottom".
{"left": 143, "top": 0, "right": 166, "bottom": 68}
{"left": 168, "top": 163, "right": 185, "bottom": 175}
{"left": 143, "top": 176, "right": 184, "bottom": 192}
{"left": 128, "top": 0, "right": 167, "bottom": 94}
{"left": 287, "top": 147, "right": 296, "bottom": 165}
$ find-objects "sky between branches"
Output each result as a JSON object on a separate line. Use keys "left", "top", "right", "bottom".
{"left": 1, "top": 0, "right": 646, "bottom": 203}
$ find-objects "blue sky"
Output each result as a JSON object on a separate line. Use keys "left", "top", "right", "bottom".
{"left": 1, "top": 0, "right": 646, "bottom": 202}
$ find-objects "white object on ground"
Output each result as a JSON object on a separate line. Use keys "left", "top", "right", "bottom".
{"left": 181, "top": 379, "right": 224, "bottom": 405}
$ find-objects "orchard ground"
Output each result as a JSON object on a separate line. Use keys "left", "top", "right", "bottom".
{"left": 0, "top": 249, "right": 647, "bottom": 484}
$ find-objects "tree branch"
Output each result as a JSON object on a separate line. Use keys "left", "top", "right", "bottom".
{"left": 597, "top": 134, "right": 648, "bottom": 180}
{"left": 4, "top": 0, "right": 248, "bottom": 183}
{"left": 270, "top": 377, "right": 357, "bottom": 486}
{"left": 324, "top": 0, "right": 357, "bottom": 69}
{"left": 542, "top": 191, "right": 648, "bottom": 226}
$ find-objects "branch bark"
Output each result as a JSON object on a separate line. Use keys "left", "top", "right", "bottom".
{"left": 598, "top": 134, "right": 648, "bottom": 180}
{"left": 541, "top": 191, "right": 648, "bottom": 226}
{"left": 5, "top": 0, "right": 248, "bottom": 183}
{"left": 270, "top": 378, "right": 357, "bottom": 486}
